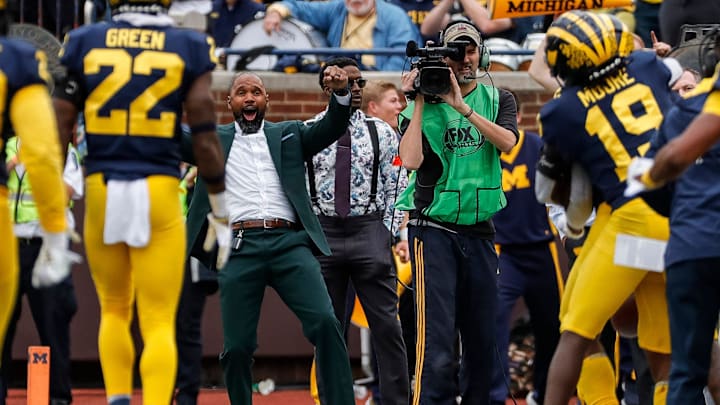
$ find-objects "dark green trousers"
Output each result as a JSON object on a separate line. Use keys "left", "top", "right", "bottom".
{"left": 217, "top": 228, "right": 355, "bottom": 405}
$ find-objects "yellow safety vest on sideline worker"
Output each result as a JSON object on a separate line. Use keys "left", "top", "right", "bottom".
{"left": 6, "top": 136, "right": 80, "bottom": 226}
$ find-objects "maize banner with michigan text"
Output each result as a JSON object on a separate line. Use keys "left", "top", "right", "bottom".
{"left": 489, "top": 0, "right": 633, "bottom": 19}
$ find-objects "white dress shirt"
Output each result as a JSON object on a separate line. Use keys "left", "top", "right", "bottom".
{"left": 225, "top": 121, "right": 297, "bottom": 224}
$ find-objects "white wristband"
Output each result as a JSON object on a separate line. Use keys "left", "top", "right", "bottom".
{"left": 208, "top": 191, "right": 228, "bottom": 219}
{"left": 43, "top": 231, "right": 68, "bottom": 250}
{"left": 399, "top": 227, "right": 408, "bottom": 241}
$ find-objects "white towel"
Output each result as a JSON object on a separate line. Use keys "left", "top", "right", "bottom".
{"left": 103, "top": 179, "right": 151, "bottom": 248}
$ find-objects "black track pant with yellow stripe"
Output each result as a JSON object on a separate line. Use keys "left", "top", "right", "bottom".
{"left": 409, "top": 226, "right": 498, "bottom": 404}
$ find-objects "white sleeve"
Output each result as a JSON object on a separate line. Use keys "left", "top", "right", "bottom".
{"left": 564, "top": 163, "right": 593, "bottom": 231}
{"left": 332, "top": 92, "right": 351, "bottom": 106}
{"left": 547, "top": 204, "right": 567, "bottom": 239}
{"left": 535, "top": 170, "right": 557, "bottom": 204}
{"left": 63, "top": 145, "right": 84, "bottom": 200}
{"left": 662, "top": 57, "right": 683, "bottom": 88}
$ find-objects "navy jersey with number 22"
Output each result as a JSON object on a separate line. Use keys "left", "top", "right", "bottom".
{"left": 59, "top": 21, "right": 217, "bottom": 180}
{"left": 539, "top": 51, "right": 675, "bottom": 210}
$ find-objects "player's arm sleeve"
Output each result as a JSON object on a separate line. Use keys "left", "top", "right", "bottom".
{"left": 53, "top": 72, "right": 86, "bottom": 109}
{"left": 547, "top": 203, "right": 566, "bottom": 238}
{"left": 535, "top": 143, "right": 570, "bottom": 204}
{"left": 535, "top": 171, "right": 556, "bottom": 204}
{"left": 565, "top": 163, "right": 593, "bottom": 230}
{"left": 11, "top": 84, "right": 67, "bottom": 233}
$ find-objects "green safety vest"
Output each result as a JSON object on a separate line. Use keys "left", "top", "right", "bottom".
{"left": 179, "top": 176, "right": 189, "bottom": 218}
{"left": 6, "top": 137, "right": 39, "bottom": 224}
{"left": 405, "top": 84, "right": 506, "bottom": 224}
{"left": 6, "top": 137, "right": 76, "bottom": 224}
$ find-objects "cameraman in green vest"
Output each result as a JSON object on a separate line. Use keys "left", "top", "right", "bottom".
{"left": 1, "top": 136, "right": 83, "bottom": 405}
{"left": 398, "top": 20, "right": 518, "bottom": 404}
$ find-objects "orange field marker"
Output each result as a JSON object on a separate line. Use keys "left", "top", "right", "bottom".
{"left": 27, "top": 346, "right": 50, "bottom": 405}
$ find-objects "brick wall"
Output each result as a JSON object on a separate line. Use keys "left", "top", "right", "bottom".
{"left": 211, "top": 71, "right": 554, "bottom": 132}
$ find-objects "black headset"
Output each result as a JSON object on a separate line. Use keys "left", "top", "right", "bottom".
{"left": 442, "top": 20, "right": 491, "bottom": 70}
{"left": 699, "top": 26, "right": 720, "bottom": 78}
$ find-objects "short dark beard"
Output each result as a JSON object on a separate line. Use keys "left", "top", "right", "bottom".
{"left": 234, "top": 110, "right": 265, "bottom": 134}
{"left": 454, "top": 69, "right": 475, "bottom": 85}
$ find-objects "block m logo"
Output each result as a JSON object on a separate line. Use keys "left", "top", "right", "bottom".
{"left": 32, "top": 352, "right": 48, "bottom": 364}
{"left": 502, "top": 164, "right": 530, "bottom": 192}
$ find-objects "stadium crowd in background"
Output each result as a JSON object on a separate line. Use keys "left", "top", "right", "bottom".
{"left": 7, "top": 0, "right": 720, "bottom": 74}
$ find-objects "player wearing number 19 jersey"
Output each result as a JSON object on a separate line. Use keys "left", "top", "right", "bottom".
{"left": 536, "top": 11, "right": 676, "bottom": 405}
{"left": 52, "top": 1, "right": 227, "bottom": 404}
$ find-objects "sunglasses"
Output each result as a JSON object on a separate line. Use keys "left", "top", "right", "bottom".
{"left": 348, "top": 78, "right": 367, "bottom": 88}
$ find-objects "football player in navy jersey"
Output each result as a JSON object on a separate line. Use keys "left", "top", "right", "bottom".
{"left": 52, "top": 1, "right": 229, "bottom": 404}
{"left": 534, "top": 10, "right": 677, "bottom": 405}
{"left": 627, "top": 32, "right": 720, "bottom": 404}
{"left": 0, "top": 0, "right": 71, "bottom": 370}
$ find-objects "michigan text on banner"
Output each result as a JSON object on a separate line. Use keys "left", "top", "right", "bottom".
{"left": 489, "top": 0, "right": 633, "bottom": 19}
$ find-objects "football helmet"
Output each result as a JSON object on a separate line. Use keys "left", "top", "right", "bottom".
{"left": 545, "top": 11, "right": 634, "bottom": 86}
{"left": 109, "top": 0, "right": 172, "bottom": 15}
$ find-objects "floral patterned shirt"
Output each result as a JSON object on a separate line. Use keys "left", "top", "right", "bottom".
{"left": 306, "top": 109, "right": 408, "bottom": 233}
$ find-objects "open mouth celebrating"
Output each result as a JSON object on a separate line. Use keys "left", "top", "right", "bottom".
{"left": 237, "top": 106, "right": 264, "bottom": 134}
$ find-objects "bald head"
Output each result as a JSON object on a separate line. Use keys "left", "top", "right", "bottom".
{"left": 227, "top": 72, "right": 269, "bottom": 134}
{"left": 229, "top": 72, "right": 265, "bottom": 93}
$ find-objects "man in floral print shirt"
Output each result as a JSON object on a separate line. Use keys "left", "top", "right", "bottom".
{"left": 305, "top": 57, "right": 410, "bottom": 405}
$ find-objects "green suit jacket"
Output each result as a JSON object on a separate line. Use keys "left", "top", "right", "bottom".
{"left": 182, "top": 96, "right": 351, "bottom": 270}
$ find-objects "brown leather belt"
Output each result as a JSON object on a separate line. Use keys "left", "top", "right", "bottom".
{"left": 232, "top": 218, "right": 296, "bottom": 231}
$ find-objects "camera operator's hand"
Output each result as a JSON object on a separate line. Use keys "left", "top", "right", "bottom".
{"left": 323, "top": 66, "right": 349, "bottom": 93}
{"left": 438, "top": 67, "right": 466, "bottom": 111}
{"left": 401, "top": 69, "right": 419, "bottom": 94}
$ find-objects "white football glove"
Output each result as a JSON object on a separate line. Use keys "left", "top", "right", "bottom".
{"left": 624, "top": 157, "right": 655, "bottom": 197}
{"left": 203, "top": 213, "right": 231, "bottom": 270}
{"left": 32, "top": 232, "right": 82, "bottom": 288}
{"left": 554, "top": 214, "right": 585, "bottom": 240}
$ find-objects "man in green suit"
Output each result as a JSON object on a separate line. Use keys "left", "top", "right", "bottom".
{"left": 181, "top": 69, "right": 356, "bottom": 404}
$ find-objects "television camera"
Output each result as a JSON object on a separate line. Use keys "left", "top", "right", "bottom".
{"left": 405, "top": 39, "right": 469, "bottom": 102}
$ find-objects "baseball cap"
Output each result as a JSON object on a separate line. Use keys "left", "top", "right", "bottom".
{"left": 443, "top": 21, "right": 482, "bottom": 47}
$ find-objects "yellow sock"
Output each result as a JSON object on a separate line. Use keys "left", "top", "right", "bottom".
{"left": 577, "top": 354, "right": 619, "bottom": 405}
{"left": 654, "top": 381, "right": 668, "bottom": 405}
